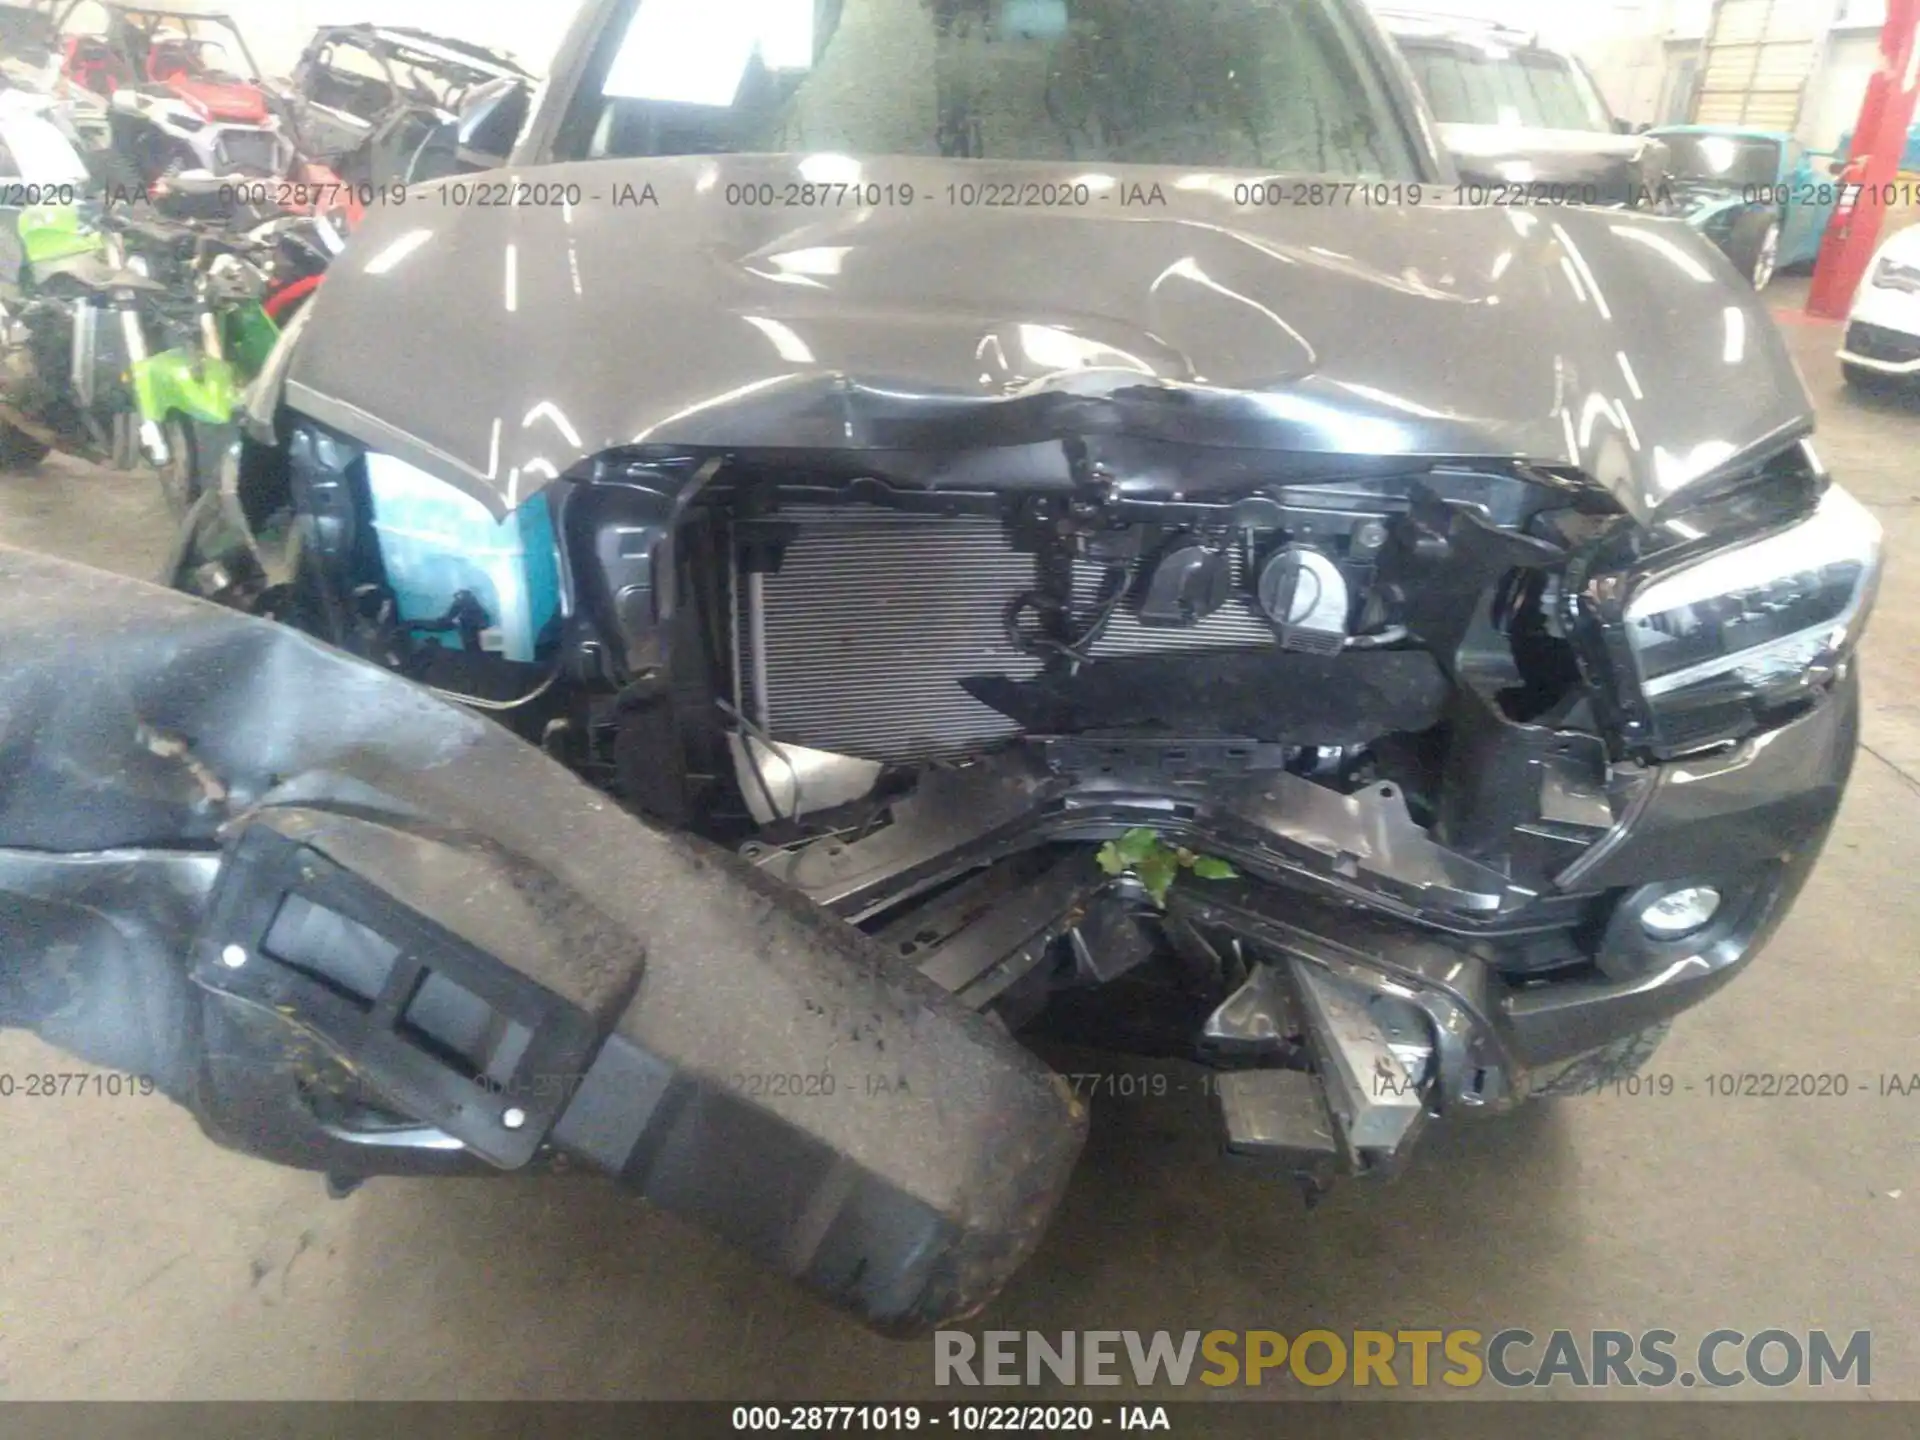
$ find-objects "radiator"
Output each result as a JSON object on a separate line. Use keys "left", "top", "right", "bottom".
{"left": 740, "top": 508, "right": 1275, "bottom": 764}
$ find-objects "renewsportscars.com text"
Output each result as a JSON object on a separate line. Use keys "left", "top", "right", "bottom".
{"left": 933, "top": 1329, "right": 1871, "bottom": 1390}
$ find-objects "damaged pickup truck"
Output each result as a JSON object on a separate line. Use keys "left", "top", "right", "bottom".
{"left": 5, "top": 0, "right": 1883, "bottom": 1334}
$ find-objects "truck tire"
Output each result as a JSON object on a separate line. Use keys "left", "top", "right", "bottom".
{"left": 0, "top": 423, "right": 52, "bottom": 472}
{"left": 1527, "top": 1022, "right": 1671, "bottom": 1098}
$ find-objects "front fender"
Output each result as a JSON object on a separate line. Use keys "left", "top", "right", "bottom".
{"left": 1684, "top": 193, "right": 1765, "bottom": 241}
{"left": 133, "top": 349, "right": 242, "bottom": 426}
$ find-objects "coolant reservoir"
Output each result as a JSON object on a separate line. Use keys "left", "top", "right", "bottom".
{"left": 363, "top": 452, "right": 561, "bottom": 664}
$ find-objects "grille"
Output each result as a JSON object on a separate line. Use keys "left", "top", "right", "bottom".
{"left": 216, "top": 128, "right": 281, "bottom": 175}
{"left": 743, "top": 508, "right": 1275, "bottom": 764}
{"left": 1845, "top": 321, "right": 1920, "bottom": 366}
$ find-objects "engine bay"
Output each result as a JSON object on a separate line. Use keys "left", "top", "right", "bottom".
{"left": 160, "top": 405, "right": 1860, "bottom": 1182}
{"left": 218, "top": 420, "right": 1845, "bottom": 959}
{"left": 235, "top": 431, "right": 1672, "bottom": 934}
{"left": 602, "top": 452, "right": 1609, "bottom": 856}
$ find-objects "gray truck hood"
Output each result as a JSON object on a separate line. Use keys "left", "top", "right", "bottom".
{"left": 284, "top": 154, "right": 1813, "bottom": 525}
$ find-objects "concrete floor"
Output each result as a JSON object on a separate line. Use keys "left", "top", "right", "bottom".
{"left": 0, "top": 278, "right": 1915, "bottom": 1400}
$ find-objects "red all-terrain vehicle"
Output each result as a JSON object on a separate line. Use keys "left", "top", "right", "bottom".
{"left": 51, "top": 0, "right": 357, "bottom": 222}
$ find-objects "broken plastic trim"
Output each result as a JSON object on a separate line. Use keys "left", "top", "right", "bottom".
{"left": 0, "top": 544, "right": 1088, "bottom": 1336}
{"left": 753, "top": 748, "right": 1537, "bottom": 928}
{"left": 193, "top": 819, "right": 603, "bottom": 1169}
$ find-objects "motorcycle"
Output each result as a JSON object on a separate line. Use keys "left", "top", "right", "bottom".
{"left": 0, "top": 110, "right": 339, "bottom": 510}
{"left": 0, "top": 91, "right": 199, "bottom": 482}
{"left": 0, "top": 198, "right": 195, "bottom": 483}
{"left": 107, "top": 198, "right": 343, "bottom": 512}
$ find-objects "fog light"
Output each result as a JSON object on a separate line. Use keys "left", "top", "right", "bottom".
{"left": 1639, "top": 885, "right": 1722, "bottom": 939}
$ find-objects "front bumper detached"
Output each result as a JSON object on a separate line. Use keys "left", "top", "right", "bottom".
{"left": 0, "top": 548, "right": 1857, "bottom": 1328}
{"left": 0, "top": 546, "right": 1085, "bottom": 1337}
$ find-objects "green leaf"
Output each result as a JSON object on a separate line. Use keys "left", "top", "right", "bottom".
{"left": 1095, "top": 841, "right": 1127, "bottom": 877}
{"left": 1190, "top": 856, "right": 1238, "bottom": 881}
{"left": 1136, "top": 851, "right": 1180, "bottom": 908}
{"left": 1112, "top": 827, "right": 1163, "bottom": 867}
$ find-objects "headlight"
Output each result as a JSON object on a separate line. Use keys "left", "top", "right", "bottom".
{"left": 1623, "top": 483, "right": 1880, "bottom": 728}
{"left": 1871, "top": 255, "right": 1920, "bottom": 293}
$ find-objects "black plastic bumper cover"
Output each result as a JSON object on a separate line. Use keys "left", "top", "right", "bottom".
{"left": 1174, "top": 671, "right": 1857, "bottom": 1098}
{"left": 0, "top": 545, "right": 1087, "bottom": 1334}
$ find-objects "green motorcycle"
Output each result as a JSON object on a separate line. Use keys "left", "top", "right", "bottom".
{"left": 0, "top": 200, "right": 269, "bottom": 514}
{"left": 121, "top": 210, "right": 289, "bottom": 516}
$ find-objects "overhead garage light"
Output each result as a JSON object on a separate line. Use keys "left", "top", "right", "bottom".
{"left": 604, "top": 0, "right": 758, "bottom": 107}
{"left": 603, "top": 0, "right": 815, "bottom": 106}
{"left": 754, "top": 0, "right": 815, "bottom": 71}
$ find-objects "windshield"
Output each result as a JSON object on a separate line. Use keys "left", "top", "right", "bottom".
{"left": 1654, "top": 132, "right": 1780, "bottom": 188}
{"left": 305, "top": 39, "right": 400, "bottom": 121}
{"left": 307, "top": 39, "right": 486, "bottom": 119}
{"left": 1399, "top": 39, "right": 1613, "bottom": 132}
{"left": 553, "top": 0, "right": 1418, "bottom": 176}
{"left": 59, "top": 4, "right": 259, "bottom": 78}
{"left": 386, "top": 52, "right": 495, "bottom": 108}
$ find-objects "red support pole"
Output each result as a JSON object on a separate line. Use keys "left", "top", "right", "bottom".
{"left": 1805, "top": 0, "right": 1920, "bottom": 319}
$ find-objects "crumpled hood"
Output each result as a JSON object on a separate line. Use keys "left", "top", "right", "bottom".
{"left": 286, "top": 154, "right": 1812, "bottom": 525}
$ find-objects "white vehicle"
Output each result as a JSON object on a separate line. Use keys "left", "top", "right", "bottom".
{"left": 1840, "top": 224, "right": 1920, "bottom": 389}
{"left": 0, "top": 90, "right": 94, "bottom": 284}
{"left": 0, "top": 88, "right": 93, "bottom": 183}
{"left": 0, "top": 7, "right": 112, "bottom": 155}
